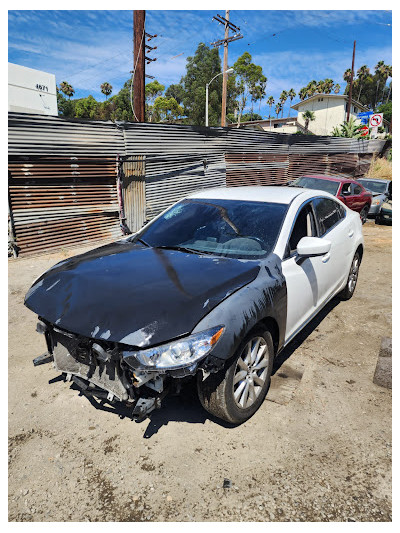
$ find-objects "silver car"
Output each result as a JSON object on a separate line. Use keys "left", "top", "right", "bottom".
{"left": 357, "top": 178, "right": 392, "bottom": 217}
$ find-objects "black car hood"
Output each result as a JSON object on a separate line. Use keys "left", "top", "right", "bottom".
{"left": 25, "top": 240, "right": 261, "bottom": 347}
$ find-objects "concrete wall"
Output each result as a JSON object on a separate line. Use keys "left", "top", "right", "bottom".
{"left": 295, "top": 97, "right": 363, "bottom": 135}
{"left": 8, "top": 63, "right": 58, "bottom": 116}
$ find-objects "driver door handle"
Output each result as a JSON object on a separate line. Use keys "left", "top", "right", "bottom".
{"left": 321, "top": 253, "right": 331, "bottom": 263}
{"left": 348, "top": 229, "right": 354, "bottom": 238}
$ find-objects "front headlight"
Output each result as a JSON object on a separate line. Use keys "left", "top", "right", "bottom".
{"left": 122, "top": 326, "right": 224, "bottom": 371}
{"left": 372, "top": 198, "right": 381, "bottom": 205}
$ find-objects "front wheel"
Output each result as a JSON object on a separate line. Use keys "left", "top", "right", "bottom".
{"left": 339, "top": 251, "right": 361, "bottom": 300}
{"left": 197, "top": 327, "right": 274, "bottom": 424}
{"left": 360, "top": 205, "right": 369, "bottom": 224}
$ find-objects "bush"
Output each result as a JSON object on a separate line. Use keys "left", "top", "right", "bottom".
{"left": 367, "top": 156, "right": 392, "bottom": 180}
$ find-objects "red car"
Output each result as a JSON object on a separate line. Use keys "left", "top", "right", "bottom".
{"left": 290, "top": 175, "right": 372, "bottom": 223}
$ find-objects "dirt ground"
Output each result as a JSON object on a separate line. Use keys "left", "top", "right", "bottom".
{"left": 8, "top": 221, "right": 392, "bottom": 522}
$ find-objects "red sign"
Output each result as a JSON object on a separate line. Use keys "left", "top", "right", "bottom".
{"left": 360, "top": 125, "right": 369, "bottom": 137}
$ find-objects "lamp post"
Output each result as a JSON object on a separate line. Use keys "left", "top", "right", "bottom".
{"left": 205, "top": 68, "right": 234, "bottom": 127}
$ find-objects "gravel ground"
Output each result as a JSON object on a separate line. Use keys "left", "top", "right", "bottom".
{"left": 8, "top": 221, "right": 392, "bottom": 522}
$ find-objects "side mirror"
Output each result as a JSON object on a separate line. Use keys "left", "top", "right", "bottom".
{"left": 341, "top": 190, "right": 351, "bottom": 196}
{"left": 297, "top": 236, "right": 331, "bottom": 257}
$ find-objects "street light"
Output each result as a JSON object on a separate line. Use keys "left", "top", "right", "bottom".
{"left": 205, "top": 68, "right": 234, "bottom": 127}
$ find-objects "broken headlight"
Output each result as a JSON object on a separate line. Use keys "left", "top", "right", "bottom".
{"left": 122, "top": 326, "right": 224, "bottom": 371}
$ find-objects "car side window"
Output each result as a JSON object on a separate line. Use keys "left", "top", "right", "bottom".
{"left": 287, "top": 203, "right": 317, "bottom": 256}
{"left": 313, "top": 198, "right": 341, "bottom": 236}
{"left": 342, "top": 183, "right": 352, "bottom": 195}
{"left": 335, "top": 201, "right": 346, "bottom": 220}
{"left": 352, "top": 183, "right": 362, "bottom": 195}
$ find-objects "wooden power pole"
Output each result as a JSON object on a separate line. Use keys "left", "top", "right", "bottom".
{"left": 221, "top": 10, "right": 230, "bottom": 127}
{"left": 346, "top": 40, "right": 356, "bottom": 122}
{"left": 211, "top": 12, "right": 243, "bottom": 127}
{"left": 133, "top": 10, "right": 146, "bottom": 122}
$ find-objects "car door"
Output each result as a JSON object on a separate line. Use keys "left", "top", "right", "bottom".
{"left": 312, "top": 197, "right": 353, "bottom": 300}
{"left": 281, "top": 201, "right": 324, "bottom": 343}
{"left": 339, "top": 182, "right": 358, "bottom": 211}
{"left": 350, "top": 183, "right": 365, "bottom": 212}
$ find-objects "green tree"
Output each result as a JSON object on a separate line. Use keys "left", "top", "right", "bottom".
{"left": 377, "top": 101, "right": 391, "bottom": 124}
{"left": 100, "top": 82, "right": 113, "bottom": 100}
{"left": 334, "top": 83, "right": 341, "bottom": 94}
{"left": 74, "top": 95, "right": 98, "bottom": 119}
{"left": 181, "top": 43, "right": 222, "bottom": 126}
{"left": 299, "top": 87, "right": 307, "bottom": 100}
{"left": 56, "top": 88, "right": 75, "bottom": 117}
{"left": 165, "top": 83, "right": 185, "bottom": 104}
{"left": 233, "top": 52, "right": 266, "bottom": 126}
{"left": 153, "top": 96, "right": 183, "bottom": 122}
{"left": 145, "top": 80, "right": 165, "bottom": 122}
{"left": 275, "top": 103, "right": 282, "bottom": 118}
{"left": 241, "top": 112, "right": 263, "bottom": 122}
{"left": 302, "top": 110, "right": 316, "bottom": 132}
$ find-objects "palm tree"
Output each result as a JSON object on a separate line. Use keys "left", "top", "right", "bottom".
{"left": 324, "top": 79, "right": 334, "bottom": 94}
{"left": 302, "top": 110, "right": 316, "bottom": 132}
{"left": 100, "top": 82, "right": 113, "bottom": 100}
{"left": 299, "top": 87, "right": 307, "bottom": 101}
{"left": 343, "top": 68, "right": 352, "bottom": 83}
{"left": 59, "top": 81, "right": 75, "bottom": 99}
{"left": 356, "top": 65, "right": 370, "bottom": 101}
{"left": 267, "top": 96, "right": 274, "bottom": 130}
{"left": 316, "top": 80, "right": 325, "bottom": 94}
{"left": 287, "top": 88, "right": 296, "bottom": 117}
{"left": 334, "top": 84, "right": 341, "bottom": 94}
{"left": 275, "top": 103, "right": 282, "bottom": 118}
{"left": 306, "top": 81, "right": 317, "bottom": 98}
{"left": 279, "top": 90, "right": 288, "bottom": 117}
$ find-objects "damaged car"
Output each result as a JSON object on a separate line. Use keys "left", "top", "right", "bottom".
{"left": 25, "top": 186, "right": 364, "bottom": 424}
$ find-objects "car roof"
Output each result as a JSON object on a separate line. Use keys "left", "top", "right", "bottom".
{"left": 188, "top": 186, "right": 325, "bottom": 205}
{"left": 358, "top": 177, "right": 390, "bottom": 183}
{"left": 301, "top": 174, "right": 356, "bottom": 183}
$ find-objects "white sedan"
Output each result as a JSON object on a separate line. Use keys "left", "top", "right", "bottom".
{"left": 26, "top": 186, "right": 364, "bottom": 424}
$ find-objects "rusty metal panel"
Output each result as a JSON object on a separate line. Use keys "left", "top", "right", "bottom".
{"left": 8, "top": 156, "right": 121, "bottom": 256}
{"left": 121, "top": 156, "right": 146, "bottom": 232}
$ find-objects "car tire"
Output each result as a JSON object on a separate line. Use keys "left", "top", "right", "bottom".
{"left": 197, "top": 326, "right": 274, "bottom": 424}
{"left": 339, "top": 251, "right": 361, "bottom": 300}
{"left": 375, "top": 212, "right": 382, "bottom": 225}
{"left": 360, "top": 205, "right": 369, "bottom": 225}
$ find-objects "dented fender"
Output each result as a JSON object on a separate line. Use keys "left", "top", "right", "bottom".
{"left": 193, "top": 253, "right": 287, "bottom": 363}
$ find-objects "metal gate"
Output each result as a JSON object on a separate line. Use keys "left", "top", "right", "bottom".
{"left": 8, "top": 156, "right": 121, "bottom": 256}
{"left": 120, "top": 156, "right": 146, "bottom": 233}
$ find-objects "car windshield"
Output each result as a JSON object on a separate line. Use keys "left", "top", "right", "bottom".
{"left": 133, "top": 198, "right": 288, "bottom": 260}
{"left": 358, "top": 180, "right": 387, "bottom": 194}
{"left": 291, "top": 177, "right": 339, "bottom": 196}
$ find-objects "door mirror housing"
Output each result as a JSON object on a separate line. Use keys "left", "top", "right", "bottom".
{"left": 297, "top": 236, "right": 331, "bottom": 257}
{"left": 341, "top": 190, "right": 351, "bottom": 196}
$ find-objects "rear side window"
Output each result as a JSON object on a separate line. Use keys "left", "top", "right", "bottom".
{"left": 313, "top": 198, "right": 341, "bottom": 235}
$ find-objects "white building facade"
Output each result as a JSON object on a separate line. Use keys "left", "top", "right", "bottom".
{"left": 8, "top": 63, "right": 58, "bottom": 116}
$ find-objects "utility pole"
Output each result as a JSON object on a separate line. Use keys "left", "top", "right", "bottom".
{"left": 133, "top": 10, "right": 146, "bottom": 122}
{"left": 211, "top": 12, "right": 243, "bottom": 127}
{"left": 346, "top": 40, "right": 356, "bottom": 122}
{"left": 221, "top": 10, "right": 230, "bottom": 127}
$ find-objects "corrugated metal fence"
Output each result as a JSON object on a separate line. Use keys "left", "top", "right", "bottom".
{"left": 8, "top": 112, "right": 387, "bottom": 256}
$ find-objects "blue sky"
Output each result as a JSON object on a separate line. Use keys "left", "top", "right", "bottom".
{"left": 8, "top": 9, "right": 392, "bottom": 115}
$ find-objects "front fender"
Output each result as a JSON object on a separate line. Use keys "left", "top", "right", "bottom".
{"left": 193, "top": 253, "right": 287, "bottom": 364}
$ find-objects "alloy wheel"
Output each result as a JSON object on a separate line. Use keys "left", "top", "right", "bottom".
{"left": 348, "top": 255, "right": 360, "bottom": 294}
{"left": 233, "top": 336, "right": 269, "bottom": 409}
